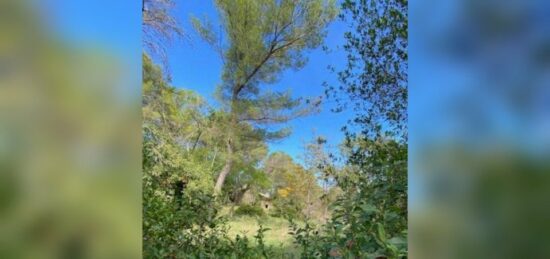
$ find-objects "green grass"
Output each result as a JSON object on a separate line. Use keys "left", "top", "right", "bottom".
{"left": 226, "top": 215, "right": 293, "bottom": 247}
{"left": 221, "top": 205, "right": 303, "bottom": 257}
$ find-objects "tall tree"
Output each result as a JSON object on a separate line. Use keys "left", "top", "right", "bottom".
{"left": 193, "top": 0, "right": 337, "bottom": 194}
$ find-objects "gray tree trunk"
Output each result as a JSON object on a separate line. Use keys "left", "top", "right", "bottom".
{"left": 214, "top": 140, "right": 233, "bottom": 194}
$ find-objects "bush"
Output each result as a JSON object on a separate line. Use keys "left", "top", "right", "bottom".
{"left": 235, "top": 204, "right": 265, "bottom": 217}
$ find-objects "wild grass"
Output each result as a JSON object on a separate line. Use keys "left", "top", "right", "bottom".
{"left": 227, "top": 215, "right": 292, "bottom": 247}
{"left": 221, "top": 206, "right": 303, "bottom": 257}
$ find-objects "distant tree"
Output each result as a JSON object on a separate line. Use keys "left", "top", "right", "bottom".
{"left": 263, "top": 152, "right": 298, "bottom": 194}
{"left": 192, "top": 0, "right": 337, "bottom": 194}
{"left": 263, "top": 152, "right": 321, "bottom": 219}
{"left": 303, "top": 136, "right": 339, "bottom": 220}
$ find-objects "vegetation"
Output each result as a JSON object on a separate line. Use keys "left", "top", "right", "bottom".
{"left": 292, "top": 0, "right": 409, "bottom": 257}
{"left": 234, "top": 204, "right": 265, "bottom": 217}
{"left": 142, "top": 0, "right": 407, "bottom": 258}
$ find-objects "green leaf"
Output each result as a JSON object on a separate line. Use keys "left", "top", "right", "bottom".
{"left": 377, "top": 223, "right": 387, "bottom": 243}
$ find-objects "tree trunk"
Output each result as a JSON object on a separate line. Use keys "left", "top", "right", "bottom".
{"left": 214, "top": 90, "right": 238, "bottom": 194}
{"left": 214, "top": 140, "right": 233, "bottom": 194}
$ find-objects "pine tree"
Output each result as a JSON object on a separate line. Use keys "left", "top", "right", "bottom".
{"left": 192, "top": 0, "right": 337, "bottom": 193}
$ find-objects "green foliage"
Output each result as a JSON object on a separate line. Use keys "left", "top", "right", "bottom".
{"left": 286, "top": 0, "right": 410, "bottom": 257}
{"left": 271, "top": 198, "right": 302, "bottom": 220}
{"left": 287, "top": 138, "right": 407, "bottom": 258}
{"left": 263, "top": 152, "right": 325, "bottom": 220}
{"left": 142, "top": 54, "right": 214, "bottom": 194}
{"left": 328, "top": 0, "right": 408, "bottom": 137}
{"left": 289, "top": 220, "right": 327, "bottom": 258}
{"left": 196, "top": 0, "right": 337, "bottom": 90}
{"left": 143, "top": 189, "right": 223, "bottom": 258}
{"left": 253, "top": 225, "right": 272, "bottom": 258}
{"left": 143, "top": 55, "right": 223, "bottom": 258}
{"left": 142, "top": 55, "right": 291, "bottom": 258}
{"left": 235, "top": 204, "right": 265, "bottom": 217}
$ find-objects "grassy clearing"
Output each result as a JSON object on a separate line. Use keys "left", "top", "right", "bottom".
{"left": 226, "top": 215, "right": 293, "bottom": 247}
{"left": 221, "top": 205, "right": 303, "bottom": 257}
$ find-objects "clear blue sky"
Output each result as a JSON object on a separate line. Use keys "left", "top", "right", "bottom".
{"left": 167, "top": 1, "right": 353, "bottom": 161}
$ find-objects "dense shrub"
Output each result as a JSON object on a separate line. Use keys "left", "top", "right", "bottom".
{"left": 235, "top": 204, "right": 265, "bottom": 217}
{"left": 144, "top": 187, "right": 281, "bottom": 258}
{"left": 288, "top": 138, "right": 408, "bottom": 258}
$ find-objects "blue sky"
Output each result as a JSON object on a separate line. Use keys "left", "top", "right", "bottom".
{"left": 167, "top": 1, "right": 353, "bottom": 161}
